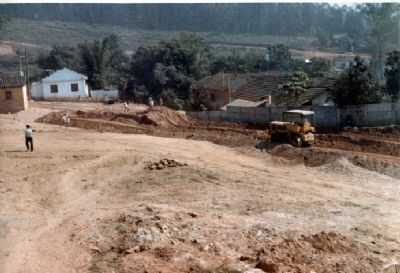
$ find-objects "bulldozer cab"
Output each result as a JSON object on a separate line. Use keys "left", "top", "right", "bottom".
{"left": 282, "top": 110, "right": 314, "bottom": 126}
{"left": 269, "top": 110, "right": 315, "bottom": 147}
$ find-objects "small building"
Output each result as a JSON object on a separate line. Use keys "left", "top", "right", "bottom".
{"left": 0, "top": 82, "right": 28, "bottom": 113}
{"left": 223, "top": 98, "right": 269, "bottom": 112}
{"left": 31, "top": 68, "right": 89, "bottom": 99}
{"left": 193, "top": 71, "right": 289, "bottom": 110}
{"left": 192, "top": 73, "right": 247, "bottom": 110}
{"left": 274, "top": 77, "right": 336, "bottom": 106}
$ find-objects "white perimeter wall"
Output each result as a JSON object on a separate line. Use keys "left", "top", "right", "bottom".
{"left": 90, "top": 89, "right": 119, "bottom": 99}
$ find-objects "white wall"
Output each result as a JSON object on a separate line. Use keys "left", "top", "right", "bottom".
{"left": 91, "top": 89, "right": 119, "bottom": 99}
{"left": 31, "top": 82, "right": 43, "bottom": 99}
{"left": 42, "top": 80, "right": 88, "bottom": 98}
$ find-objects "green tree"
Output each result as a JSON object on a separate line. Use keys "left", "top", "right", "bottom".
{"left": 210, "top": 55, "right": 247, "bottom": 74}
{"left": 316, "top": 28, "right": 331, "bottom": 48}
{"left": 267, "top": 44, "right": 291, "bottom": 71}
{"left": 0, "top": 16, "right": 8, "bottom": 31}
{"left": 210, "top": 52, "right": 268, "bottom": 74}
{"left": 360, "top": 3, "right": 400, "bottom": 82}
{"left": 304, "top": 58, "right": 332, "bottom": 77}
{"left": 330, "top": 56, "right": 381, "bottom": 106}
{"left": 0, "top": 15, "right": 10, "bottom": 40}
{"left": 385, "top": 50, "right": 400, "bottom": 102}
{"left": 79, "top": 34, "right": 126, "bottom": 89}
{"left": 37, "top": 46, "right": 81, "bottom": 71}
{"left": 129, "top": 33, "right": 210, "bottom": 108}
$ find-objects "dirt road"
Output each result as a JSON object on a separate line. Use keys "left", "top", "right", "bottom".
{"left": 0, "top": 104, "right": 399, "bottom": 273}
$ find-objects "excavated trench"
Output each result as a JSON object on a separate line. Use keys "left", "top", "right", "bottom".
{"left": 36, "top": 109, "right": 400, "bottom": 179}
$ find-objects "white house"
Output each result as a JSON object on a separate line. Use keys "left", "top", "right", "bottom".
{"left": 31, "top": 68, "right": 89, "bottom": 99}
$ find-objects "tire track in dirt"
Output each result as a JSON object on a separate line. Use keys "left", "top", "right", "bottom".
{"left": 2, "top": 153, "right": 124, "bottom": 273}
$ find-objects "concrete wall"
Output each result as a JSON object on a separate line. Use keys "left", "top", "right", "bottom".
{"left": 188, "top": 102, "right": 400, "bottom": 129}
{"left": 0, "top": 85, "right": 28, "bottom": 113}
{"left": 338, "top": 103, "right": 400, "bottom": 127}
{"left": 90, "top": 89, "right": 119, "bottom": 99}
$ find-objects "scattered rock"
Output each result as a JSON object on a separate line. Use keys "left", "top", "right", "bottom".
{"left": 239, "top": 256, "right": 253, "bottom": 262}
{"left": 187, "top": 212, "right": 198, "bottom": 218}
{"left": 145, "top": 158, "right": 188, "bottom": 170}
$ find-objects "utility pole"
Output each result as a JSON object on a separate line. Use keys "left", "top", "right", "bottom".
{"left": 24, "top": 48, "right": 31, "bottom": 99}
{"left": 18, "top": 56, "right": 23, "bottom": 82}
{"left": 228, "top": 77, "right": 231, "bottom": 103}
{"left": 396, "top": 5, "right": 400, "bottom": 49}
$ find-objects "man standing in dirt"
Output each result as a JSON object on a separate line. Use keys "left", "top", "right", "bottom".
{"left": 24, "top": 124, "right": 34, "bottom": 152}
{"left": 148, "top": 96, "right": 154, "bottom": 108}
{"left": 123, "top": 102, "right": 129, "bottom": 112}
{"left": 62, "top": 113, "right": 71, "bottom": 127}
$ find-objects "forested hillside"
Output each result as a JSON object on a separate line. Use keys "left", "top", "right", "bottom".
{"left": 0, "top": 3, "right": 398, "bottom": 108}
{"left": 0, "top": 4, "right": 367, "bottom": 38}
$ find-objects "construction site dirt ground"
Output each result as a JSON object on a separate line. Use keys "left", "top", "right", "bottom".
{"left": 0, "top": 101, "right": 400, "bottom": 273}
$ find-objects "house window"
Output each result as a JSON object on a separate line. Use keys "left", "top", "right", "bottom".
{"left": 5, "top": 91, "right": 12, "bottom": 100}
{"left": 71, "top": 83, "right": 79, "bottom": 92}
{"left": 50, "top": 84, "right": 58, "bottom": 93}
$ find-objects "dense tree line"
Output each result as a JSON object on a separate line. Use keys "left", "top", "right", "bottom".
{"left": 17, "top": 3, "right": 399, "bottom": 108}
{"left": 0, "top": 4, "right": 368, "bottom": 39}
{"left": 330, "top": 51, "right": 400, "bottom": 106}
{"left": 38, "top": 34, "right": 128, "bottom": 90}
{"left": 37, "top": 32, "right": 335, "bottom": 109}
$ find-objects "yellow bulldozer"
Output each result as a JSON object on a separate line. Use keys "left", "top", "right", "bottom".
{"left": 269, "top": 110, "right": 315, "bottom": 147}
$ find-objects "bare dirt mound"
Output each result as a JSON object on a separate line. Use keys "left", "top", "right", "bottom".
{"left": 36, "top": 107, "right": 193, "bottom": 128}
{"left": 269, "top": 144, "right": 340, "bottom": 167}
{"left": 345, "top": 126, "right": 400, "bottom": 140}
{"left": 316, "top": 157, "right": 367, "bottom": 177}
{"left": 87, "top": 212, "right": 381, "bottom": 273}
{"left": 35, "top": 109, "right": 263, "bottom": 147}
{"left": 269, "top": 144, "right": 400, "bottom": 179}
{"left": 254, "top": 231, "right": 380, "bottom": 273}
{"left": 317, "top": 133, "right": 400, "bottom": 157}
{"left": 137, "top": 106, "right": 193, "bottom": 127}
{"left": 35, "top": 110, "right": 68, "bottom": 125}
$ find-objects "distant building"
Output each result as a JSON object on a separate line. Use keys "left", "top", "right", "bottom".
{"left": 31, "top": 68, "right": 89, "bottom": 99}
{"left": 192, "top": 71, "right": 289, "bottom": 110}
{"left": 0, "top": 82, "right": 28, "bottom": 113}
{"left": 193, "top": 71, "right": 337, "bottom": 110}
{"left": 223, "top": 98, "right": 269, "bottom": 112}
{"left": 192, "top": 73, "right": 244, "bottom": 110}
{"left": 274, "top": 77, "right": 336, "bottom": 106}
